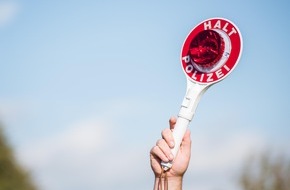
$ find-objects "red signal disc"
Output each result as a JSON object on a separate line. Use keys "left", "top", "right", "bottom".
{"left": 181, "top": 18, "right": 242, "bottom": 84}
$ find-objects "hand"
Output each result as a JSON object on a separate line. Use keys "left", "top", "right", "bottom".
{"left": 150, "top": 116, "right": 191, "bottom": 189}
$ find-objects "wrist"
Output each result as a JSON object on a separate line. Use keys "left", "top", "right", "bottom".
{"left": 154, "top": 176, "right": 183, "bottom": 190}
{"left": 167, "top": 176, "right": 183, "bottom": 190}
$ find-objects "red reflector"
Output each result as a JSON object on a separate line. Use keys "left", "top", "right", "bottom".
{"left": 189, "top": 30, "right": 225, "bottom": 69}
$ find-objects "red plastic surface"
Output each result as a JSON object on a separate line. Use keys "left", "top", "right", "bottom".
{"left": 189, "top": 30, "right": 225, "bottom": 69}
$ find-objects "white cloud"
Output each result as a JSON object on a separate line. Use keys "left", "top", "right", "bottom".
{"left": 15, "top": 99, "right": 154, "bottom": 190}
{"left": 17, "top": 117, "right": 267, "bottom": 190}
{"left": 0, "top": 99, "right": 33, "bottom": 123}
{"left": 13, "top": 98, "right": 269, "bottom": 190}
{"left": 190, "top": 133, "right": 265, "bottom": 171}
{"left": 0, "top": 1, "right": 20, "bottom": 27}
{"left": 184, "top": 132, "right": 266, "bottom": 190}
{"left": 17, "top": 117, "right": 113, "bottom": 190}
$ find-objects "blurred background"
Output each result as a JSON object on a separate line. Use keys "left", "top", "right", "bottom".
{"left": 0, "top": 0, "right": 290, "bottom": 190}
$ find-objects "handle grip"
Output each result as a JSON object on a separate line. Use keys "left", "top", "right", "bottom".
{"left": 161, "top": 82, "right": 209, "bottom": 171}
{"left": 161, "top": 117, "right": 190, "bottom": 170}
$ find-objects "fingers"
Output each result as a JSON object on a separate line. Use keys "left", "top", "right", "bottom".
{"left": 150, "top": 116, "right": 192, "bottom": 176}
{"left": 169, "top": 116, "right": 177, "bottom": 130}
{"left": 150, "top": 116, "right": 182, "bottom": 164}
{"left": 161, "top": 128, "right": 175, "bottom": 148}
{"left": 150, "top": 127, "right": 176, "bottom": 163}
{"left": 169, "top": 116, "right": 191, "bottom": 147}
{"left": 150, "top": 139, "right": 173, "bottom": 163}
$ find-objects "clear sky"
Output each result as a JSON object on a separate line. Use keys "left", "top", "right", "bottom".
{"left": 0, "top": 0, "right": 290, "bottom": 190}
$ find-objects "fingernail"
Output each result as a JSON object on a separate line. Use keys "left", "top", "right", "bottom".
{"left": 169, "top": 153, "right": 174, "bottom": 160}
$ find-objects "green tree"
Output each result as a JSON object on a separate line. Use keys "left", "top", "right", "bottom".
{"left": 239, "top": 151, "right": 290, "bottom": 190}
{"left": 0, "top": 127, "right": 37, "bottom": 190}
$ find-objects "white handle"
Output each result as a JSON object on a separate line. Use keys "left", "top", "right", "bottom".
{"left": 161, "top": 81, "right": 209, "bottom": 171}
{"left": 161, "top": 117, "right": 189, "bottom": 170}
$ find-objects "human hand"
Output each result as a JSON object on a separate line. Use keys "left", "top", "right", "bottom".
{"left": 150, "top": 116, "right": 191, "bottom": 189}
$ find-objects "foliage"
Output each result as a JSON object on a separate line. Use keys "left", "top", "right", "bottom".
{"left": 239, "top": 150, "right": 290, "bottom": 190}
{"left": 0, "top": 127, "right": 37, "bottom": 190}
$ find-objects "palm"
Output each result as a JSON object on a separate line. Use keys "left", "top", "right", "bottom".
{"left": 168, "top": 144, "right": 191, "bottom": 177}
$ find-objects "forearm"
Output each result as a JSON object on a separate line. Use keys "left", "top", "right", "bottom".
{"left": 153, "top": 176, "right": 183, "bottom": 190}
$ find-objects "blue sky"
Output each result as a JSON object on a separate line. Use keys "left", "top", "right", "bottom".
{"left": 0, "top": 0, "right": 290, "bottom": 190}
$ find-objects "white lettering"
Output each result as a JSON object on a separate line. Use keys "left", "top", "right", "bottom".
{"left": 213, "top": 20, "right": 221, "bottom": 29}
{"left": 215, "top": 69, "right": 224, "bottom": 79}
{"left": 203, "top": 20, "right": 237, "bottom": 37}
{"left": 206, "top": 73, "right": 213, "bottom": 82}
{"left": 224, "top": 64, "right": 230, "bottom": 71}
{"left": 200, "top": 73, "right": 204, "bottom": 82}
{"left": 228, "top": 27, "right": 237, "bottom": 36}
{"left": 185, "top": 65, "right": 194, "bottom": 73}
{"left": 182, "top": 55, "right": 191, "bottom": 63}
{"left": 191, "top": 70, "right": 197, "bottom": 80}
{"left": 204, "top": 21, "right": 212, "bottom": 30}
{"left": 222, "top": 22, "right": 229, "bottom": 33}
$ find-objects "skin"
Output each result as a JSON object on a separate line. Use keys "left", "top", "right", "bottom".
{"left": 150, "top": 116, "right": 192, "bottom": 190}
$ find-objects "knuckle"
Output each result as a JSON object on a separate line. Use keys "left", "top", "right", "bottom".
{"left": 156, "top": 139, "right": 163, "bottom": 146}
{"left": 161, "top": 128, "right": 170, "bottom": 137}
{"left": 150, "top": 145, "right": 159, "bottom": 154}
